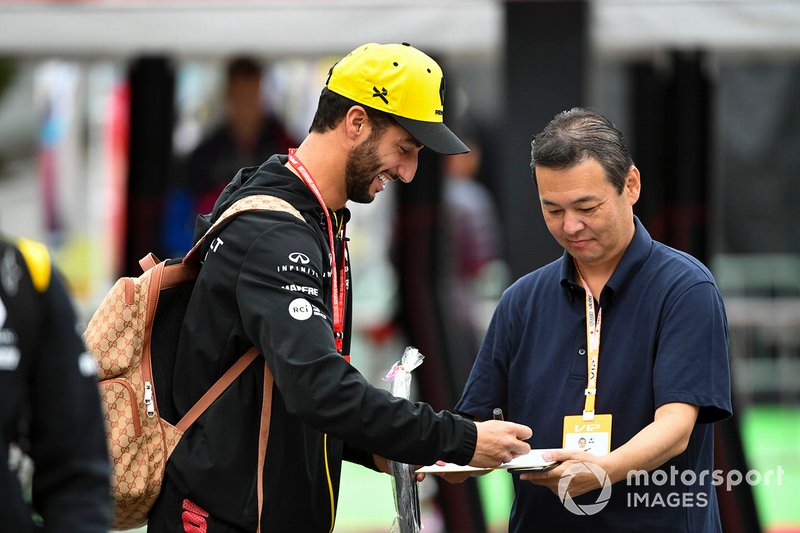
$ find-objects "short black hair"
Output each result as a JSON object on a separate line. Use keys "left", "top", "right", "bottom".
{"left": 309, "top": 87, "right": 395, "bottom": 134}
{"left": 531, "top": 107, "right": 633, "bottom": 193}
{"left": 226, "top": 56, "right": 262, "bottom": 82}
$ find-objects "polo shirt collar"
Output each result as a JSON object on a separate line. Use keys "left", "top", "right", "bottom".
{"left": 559, "top": 216, "right": 653, "bottom": 304}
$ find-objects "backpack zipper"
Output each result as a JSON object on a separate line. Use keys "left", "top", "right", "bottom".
{"left": 144, "top": 381, "right": 155, "bottom": 418}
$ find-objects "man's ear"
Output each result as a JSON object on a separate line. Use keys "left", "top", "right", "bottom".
{"left": 625, "top": 165, "right": 641, "bottom": 205}
{"left": 344, "top": 105, "right": 369, "bottom": 141}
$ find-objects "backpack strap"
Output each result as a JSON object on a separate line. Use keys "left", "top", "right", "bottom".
{"left": 256, "top": 364, "right": 274, "bottom": 533}
{"left": 175, "top": 347, "right": 261, "bottom": 432}
{"left": 184, "top": 195, "right": 303, "bottom": 264}
{"left": 175, "top": 347, "right": 274, "bottom": 533}
{"left": 139, "top": 252, "right": 161, "bottom": 272}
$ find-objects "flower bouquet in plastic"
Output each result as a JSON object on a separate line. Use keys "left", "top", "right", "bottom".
{"left": 383, "top": 346, "right": 425, "bottom": 533}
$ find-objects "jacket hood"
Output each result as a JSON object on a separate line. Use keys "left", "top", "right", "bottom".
{"left": 211, "top": 154, "right": 321, "bottom": 221}
{"left": 192, "top": 154, "right": 350, "bottom": 245}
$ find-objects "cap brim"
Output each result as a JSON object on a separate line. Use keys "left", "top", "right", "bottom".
{"left": 394, "top": 116, "right": 469, "bottom": 155}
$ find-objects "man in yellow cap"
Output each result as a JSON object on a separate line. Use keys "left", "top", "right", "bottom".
{"left": 147, "top": 43, "right": 532, "bottom": 533}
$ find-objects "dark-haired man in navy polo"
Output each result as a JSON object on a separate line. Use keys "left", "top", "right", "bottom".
{"left": 454, "top": 108, "right": 731, "bottom": 532}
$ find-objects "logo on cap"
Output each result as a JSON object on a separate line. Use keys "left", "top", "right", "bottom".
{"left": 372, "top": 86, "right": 388, "bottom": 104}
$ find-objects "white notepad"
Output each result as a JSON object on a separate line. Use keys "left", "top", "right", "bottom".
{"left": 416, "top": 448, "right": 562, "bottom": 474}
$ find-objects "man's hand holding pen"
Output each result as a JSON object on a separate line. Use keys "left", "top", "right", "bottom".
{"left": 470, "top": 409, "right": 532, "bottom": 468}
{"left": 426, "top": 408, "right": 531, "bottom": 484}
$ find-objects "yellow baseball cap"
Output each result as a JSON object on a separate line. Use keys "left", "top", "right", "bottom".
{"left": 326, "top": 42, "right": 469, "bottom": 155}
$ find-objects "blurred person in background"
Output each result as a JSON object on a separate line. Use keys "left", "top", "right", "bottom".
{"left": 443, "top": 137, "right": 506, "bottom": 358}
{"left": 162, "top": 56, "right": 295, "bottom": 256}
{"left": 147, "top": 42, "right": 532, "bottom": 533}
{"left": 452, "top": 108, "right": 731, "bottom": 532}
{"left": 0, "top": 234, "right": 110, "bottom": 532}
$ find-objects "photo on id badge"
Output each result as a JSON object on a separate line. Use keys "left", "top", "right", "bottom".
{"left": 562, "top": 414, "right": 612, "bottom": 456}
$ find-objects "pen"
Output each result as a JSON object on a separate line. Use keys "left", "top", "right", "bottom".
{"left": 492, "top": 408, "right": 504, "bottom": 421}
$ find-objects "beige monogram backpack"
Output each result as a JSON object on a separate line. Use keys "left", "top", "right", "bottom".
{"left": 84, "top": 195, "right": 301, "bottom": 529}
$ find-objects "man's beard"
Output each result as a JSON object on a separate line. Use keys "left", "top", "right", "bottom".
{"left": 344, "top": 133, "right": 383, "bottom": 204}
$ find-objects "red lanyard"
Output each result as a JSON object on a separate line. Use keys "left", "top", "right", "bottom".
{"left": 287, "top": 149, "right": 348, "bottom": 357}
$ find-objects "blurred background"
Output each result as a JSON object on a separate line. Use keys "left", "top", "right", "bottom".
{"left": 0, "top": 1, "right": 798, "bottom": 532}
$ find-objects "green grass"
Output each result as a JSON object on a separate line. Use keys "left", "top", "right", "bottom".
{"left": 335, "top": 463, "right": 396, "bottom": 532}
{"left": 740, "top": 406, "right": 800, "bottom": 531}
{"left": 478, "top": 470, "right": 513, "bottom": 532}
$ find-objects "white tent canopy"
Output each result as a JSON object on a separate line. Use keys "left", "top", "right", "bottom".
{"left": 1, "top": 1, "right": 799, "bottom": 58}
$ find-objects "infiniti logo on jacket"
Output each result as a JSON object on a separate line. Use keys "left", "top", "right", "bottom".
{"left": 288, "top": 252, "right": 310, "bottom": 264}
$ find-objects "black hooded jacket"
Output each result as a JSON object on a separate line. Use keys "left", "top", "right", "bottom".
{"left": 164, "top": 155, "right": 478, "bottom": 532}
{"left": 0, "top": 236, "right": 111, "bottom": 532}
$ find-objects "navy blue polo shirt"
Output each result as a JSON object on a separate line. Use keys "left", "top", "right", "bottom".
{"left": 456, "top": 217, "right": 731, "bottom": 533}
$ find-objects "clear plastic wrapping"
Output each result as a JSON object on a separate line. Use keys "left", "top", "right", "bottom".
{"left": 383, "top": 346, "right": 425, "bottom": 533}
